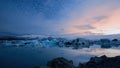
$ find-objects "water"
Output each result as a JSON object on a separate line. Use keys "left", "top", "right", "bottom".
{"left": 0, "top": 45, "right": 120, "bottom": 68}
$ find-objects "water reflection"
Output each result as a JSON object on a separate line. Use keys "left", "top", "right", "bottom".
{"left": 0, "top": 45, "right": 120, "bottom": 68}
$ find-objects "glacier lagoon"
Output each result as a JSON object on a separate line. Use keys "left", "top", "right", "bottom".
{"left": 0, "top": 45, "right": 120, "bottom": 68}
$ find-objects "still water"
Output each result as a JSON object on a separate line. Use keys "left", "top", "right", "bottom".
{"left": 0, "top": 45, "right": 120, "bottom": 68}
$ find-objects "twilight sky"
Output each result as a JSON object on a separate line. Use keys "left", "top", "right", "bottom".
{"left": 0, "top": 0, "right": 120, "bottom": 37}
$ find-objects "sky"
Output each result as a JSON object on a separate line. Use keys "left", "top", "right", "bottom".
{"left": 0, "top": 0, "right": 120, "bottom": 37}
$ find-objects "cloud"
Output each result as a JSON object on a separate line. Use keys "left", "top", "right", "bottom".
{"left": 1, "top": 0, "right": 120, "bottom": 37}
{"left": 92, "top": 9, "right": 120, "bottom": 35}
{"left": 93, "top": 16, "right": 108, "bottom": 22}
{"left": 61, "top": 0, "right": 120, "bottom": 35}
{"left": 75, "top": 25, "right": 95, "bottom": 30}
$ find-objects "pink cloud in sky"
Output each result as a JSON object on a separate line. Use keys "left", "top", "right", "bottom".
{"left": 92, "top": 9, "right": 120, "bottom": 35}
{"left": 62, "top": 1, "right": 120, "bottom": 36}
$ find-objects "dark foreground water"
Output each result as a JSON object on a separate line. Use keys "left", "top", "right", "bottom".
{"left": 0, "top": 45, "right": 120, "bottom": 68}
